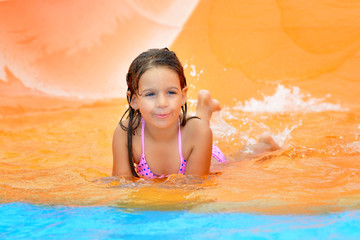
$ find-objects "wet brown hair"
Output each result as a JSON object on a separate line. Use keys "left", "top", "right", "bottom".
{"left": 119, "top": 48, "right": 189, "bottom": 177}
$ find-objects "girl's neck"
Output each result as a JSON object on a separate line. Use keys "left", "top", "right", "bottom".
{"left": 143, "top": 119, "right": 179, "bottom": 142}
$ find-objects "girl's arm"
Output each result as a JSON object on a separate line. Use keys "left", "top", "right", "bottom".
{"left": 184, "top": 119, "right": 213, "bottom": 176}
{"left": 112, "top": 124, "right": 134, "bottom": 178}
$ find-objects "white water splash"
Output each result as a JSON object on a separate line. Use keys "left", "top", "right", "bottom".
{"left": 272, "top": 121, "right": 302, "bottom": 147}
{"left": 210, "top": 107, "right": 302, "bottom": 149}
{"left": 345, "top": 141, "right": 360, "bottom": 153}
{"left": 234, "top": 84, "right": 346, "bottom": 113}
{"left": 211, "top": 112, "right": 238, "bottom": 139}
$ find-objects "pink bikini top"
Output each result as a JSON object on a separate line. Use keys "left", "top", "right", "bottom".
{"left": 136, "top": 118, "right": 186, "bottom": 179}
{"left": 136, "top": 118, "right": 226, "bottom": 179}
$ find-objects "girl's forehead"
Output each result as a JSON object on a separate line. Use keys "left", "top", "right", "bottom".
{"left": 142, "top": 66, "right": 178, "bottom": 76}
{"left": 138, "top": 67, "right": 181, "bottom": 88}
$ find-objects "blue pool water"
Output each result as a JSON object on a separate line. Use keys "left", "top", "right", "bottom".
{"left": 1, "top": 203, "right": 360, "bottom": 239}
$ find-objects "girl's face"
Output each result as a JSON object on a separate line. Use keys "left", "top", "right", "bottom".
{"left": 131, "top": 66, "right": 187, "bottom": 129}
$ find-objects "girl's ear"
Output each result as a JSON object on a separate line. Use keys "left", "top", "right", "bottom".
{"left": 181, "top": 86, "right": 188, "bottom": 104}
{"left": 127, "top": 91, "right": 138, "bottom": 109}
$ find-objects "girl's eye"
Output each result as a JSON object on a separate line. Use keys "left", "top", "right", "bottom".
{"left": 168, "top": 91, "right": 177, "bottom": 95}
{"left": 144, "top": 92, "right": 155, "bottom": 97}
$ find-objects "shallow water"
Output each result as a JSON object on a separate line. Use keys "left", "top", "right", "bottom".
{"left": 1, "top": 93, "right": 360, "bottom": 215}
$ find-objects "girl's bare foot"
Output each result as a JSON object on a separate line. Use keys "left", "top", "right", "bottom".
{"left": 196, "top": 90, "right": 221, "bottom": 124}
{"left": 233, "top": 135, "right": 281, "bottom": 160}
{"left": 258, "top": 135, "right": 281, "bottom": 151}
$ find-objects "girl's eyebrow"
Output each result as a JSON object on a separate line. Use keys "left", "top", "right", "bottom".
{"left": 141, "top": 88, "right": 156, "bottom": 93}
{"left": 138, "top": 89, "right": 154, "bottom": 96}
{"left": 168, "top": 86, "right": 180, "bottom": 90}
{"left": 141, "top": 86, "right": 180, "bottom": 92}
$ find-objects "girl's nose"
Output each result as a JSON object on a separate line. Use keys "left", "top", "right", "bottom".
{"left": 156, "top": 93, "right": 168, "bottom": 107}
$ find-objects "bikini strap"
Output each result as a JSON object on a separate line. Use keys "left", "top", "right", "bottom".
{"left": 141, "top": 118, "right": 145, "bottom": 154}
{"left": 178, "top": 119, "right": 184, "bottom": 160}
{"left": 142, "top": 118, "right": 183, "bottom": 160}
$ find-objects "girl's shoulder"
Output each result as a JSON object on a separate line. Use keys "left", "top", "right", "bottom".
{"left": 181, "top": 116, "right": 213, "bottom": 171}
{"left": 182, "top": 116, "right": 212, "bottom": 139}
{"left": 113, "top": 119, "right": 135, "bottom": 140}
{"left": 113, "top": 122, "right": 127, "bottom": 144}
{"left": 114, "top": 119, "right": 141, "bottom": 136}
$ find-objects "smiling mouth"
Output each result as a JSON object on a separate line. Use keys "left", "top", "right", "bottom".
{"left": 155, "top": 114, "right": 170, "bottom": 119}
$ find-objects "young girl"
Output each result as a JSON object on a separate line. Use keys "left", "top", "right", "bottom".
{"left": 112, "top": 48, "right": 279, "bottom": 179}
{"left": 112, "top": 48, "right": 228, "bottom": 179}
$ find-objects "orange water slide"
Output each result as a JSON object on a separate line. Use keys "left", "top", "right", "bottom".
{"left": 172, "top": 0, "right": 360, "bottom": 106}
{"left": 1, "top": 0, "right": 360, "bottom": 112}
{"left": 0, "top": 0, "right": 198, "bottom": 115}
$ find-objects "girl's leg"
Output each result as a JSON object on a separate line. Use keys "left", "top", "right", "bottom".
{"left": 195, "top": 90, "right": 221, "bottom": 125}
{"left": 195, "top": 90, "right": 280, "bottom": 160}
{"left": 258, "top": 135, "right": 280, "bottom": 151}
{"left": 233, "top": 134, "right": 281, "bottom": 160}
